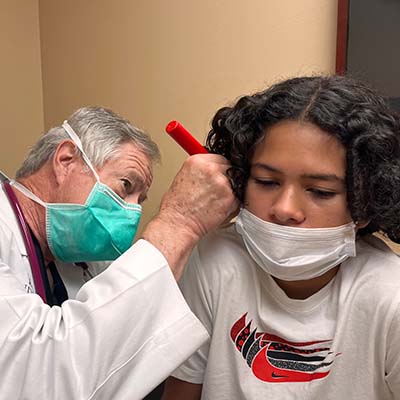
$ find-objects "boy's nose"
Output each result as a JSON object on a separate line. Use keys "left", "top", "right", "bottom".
{"left": 270, "top": 187, "right": 305, "bottom": 225}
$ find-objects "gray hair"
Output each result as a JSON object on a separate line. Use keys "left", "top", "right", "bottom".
{"left": 16, "top": 106, "right": 161, "bottom": 178}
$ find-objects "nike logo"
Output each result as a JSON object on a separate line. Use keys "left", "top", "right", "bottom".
{"left": 272, "top": 372, "right": 289, "bottom": 379}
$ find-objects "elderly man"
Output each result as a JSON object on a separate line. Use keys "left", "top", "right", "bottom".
{"left": 0, "top": 106, "right": 238, "bottom": 399}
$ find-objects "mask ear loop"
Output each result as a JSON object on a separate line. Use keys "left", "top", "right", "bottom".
{"left": 62, "top": 121, "right": 100, "bottom": 182}
{"left": 10, "top": 180, "right": 47, "bottom": 207}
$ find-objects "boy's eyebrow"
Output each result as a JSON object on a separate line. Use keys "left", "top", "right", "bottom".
{"left": 251, "top": 163, "right": 345, "bottom": 183}
{"left": 304, "top": 173, "right": 345, "bottom": 184}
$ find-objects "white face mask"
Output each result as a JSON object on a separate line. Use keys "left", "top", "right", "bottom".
{"left": 235, "top": 208, "right": 356, "bottom": 281}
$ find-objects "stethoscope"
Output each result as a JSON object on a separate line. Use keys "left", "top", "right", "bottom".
{"left": 0, "top": 173, "right": 47, "bottom": 302}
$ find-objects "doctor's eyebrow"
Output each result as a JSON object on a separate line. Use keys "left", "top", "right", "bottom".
{"left": 251, "top": 163, "right": 345, "bottom": 183}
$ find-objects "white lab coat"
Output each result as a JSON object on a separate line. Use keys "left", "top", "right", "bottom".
{"left": 0, "top": 183, "right": 208, "bottom": 399}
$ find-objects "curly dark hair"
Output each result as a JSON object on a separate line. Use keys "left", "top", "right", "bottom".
{"left": 206, "top": 75, "right": 400, "bottom": 242}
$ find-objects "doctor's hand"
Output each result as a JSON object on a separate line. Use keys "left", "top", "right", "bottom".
{"left": 141, "top": 154, "right": 239, "bottom": 279}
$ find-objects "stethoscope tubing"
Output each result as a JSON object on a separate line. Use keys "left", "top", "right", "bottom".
{"left": 2, "top": 180, "right": 47, "bottom": 302}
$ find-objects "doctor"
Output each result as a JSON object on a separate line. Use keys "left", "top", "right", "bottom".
{"left": 0, "top": 106, "right": 238, "bottom": 399}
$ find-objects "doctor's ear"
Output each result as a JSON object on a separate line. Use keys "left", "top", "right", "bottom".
{"left": 52, "top": 140, "right": 82, "bottom": 184}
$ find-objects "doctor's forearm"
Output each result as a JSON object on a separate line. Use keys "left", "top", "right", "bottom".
{"left": 140, "top": 214, "right": 200, "bottom": 281}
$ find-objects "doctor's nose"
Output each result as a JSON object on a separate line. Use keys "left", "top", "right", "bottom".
{"left": 269, "top": 188, "right": 305, "bottom": 226}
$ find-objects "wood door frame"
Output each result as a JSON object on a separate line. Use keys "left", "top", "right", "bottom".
{"left": 335, "top": 0, "right": 349, "bottom": 74}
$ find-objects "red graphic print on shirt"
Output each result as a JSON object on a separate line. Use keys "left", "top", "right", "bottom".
{"left": 230, "top": 313, "right": 340, "bottom": 383}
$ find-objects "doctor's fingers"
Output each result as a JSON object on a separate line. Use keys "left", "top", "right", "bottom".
{"left": 184, "top": 153, "right": 238, "bottom": 202}
{"left": 187, "top": 153, "right": 231, "bottom": 165}
{"left": 172, "top": 154, "right": 234, "bottom": 197}
{"left": 163, "top": 160, "right": 238, "bottom": 236}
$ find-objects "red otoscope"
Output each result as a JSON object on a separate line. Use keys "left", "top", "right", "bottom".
{"left": 165, "top": 120, "right": 208, "bottom": 155}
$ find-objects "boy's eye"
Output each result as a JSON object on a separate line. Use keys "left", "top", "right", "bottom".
{"left": 254, "top": 178, "right": 279, "bottom": 187}
{"left": 309, "top": 188, "right": 337, "bottom": 199}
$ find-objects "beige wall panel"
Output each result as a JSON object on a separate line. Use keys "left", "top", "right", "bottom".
{"left": 39, "top": 0, "right": 338, "bottom": 232}
{"left": 0, "top": 0, "right": 44, "bottom": 177}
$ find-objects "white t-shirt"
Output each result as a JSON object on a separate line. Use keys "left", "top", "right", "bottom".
{"left": 172, "top": 224, "right": 400, "bottom": 400}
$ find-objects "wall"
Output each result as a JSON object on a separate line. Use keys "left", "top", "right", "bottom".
{"left": 38, "top": 0, "right": 338, "bottom": 232}
{"left": 0, "top": 0, "right": 44, "bottom": 177}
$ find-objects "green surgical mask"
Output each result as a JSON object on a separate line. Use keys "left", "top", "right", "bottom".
{"left": 11, "top": 122, "right": 142, "bottom": 262}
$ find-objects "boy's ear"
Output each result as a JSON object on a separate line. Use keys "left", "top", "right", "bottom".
{"left": 355, "top": 220, "right": 369, "bottom": 230}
